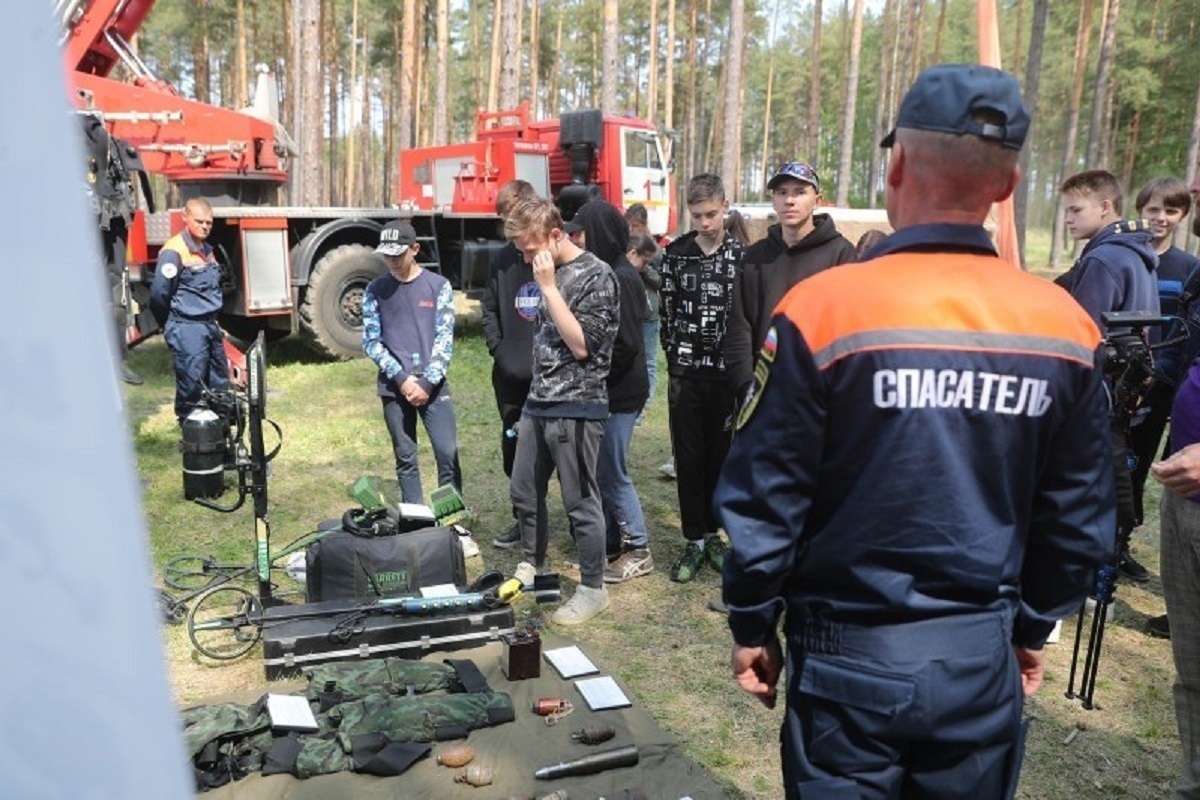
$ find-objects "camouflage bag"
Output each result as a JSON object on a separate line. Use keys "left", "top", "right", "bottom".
{"left": 292, "top": 690, "right": 516, "bottom": 778}
{"left": 181, "top": 698, "right": 275, "bottom": 789}
{"left": 303, "top": 657, "right": 486, "bottom": 703}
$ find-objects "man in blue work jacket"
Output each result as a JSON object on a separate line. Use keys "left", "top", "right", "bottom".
{"left": 149, "top": 197, "right": 228, "bottom": 422}
{"left": 716, "top": 64, "right": 1115, "bottom": 799}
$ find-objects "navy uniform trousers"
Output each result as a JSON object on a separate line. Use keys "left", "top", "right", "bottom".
{"left": 783, "top": 611, "right": 1025, "bottom": 800}
{"left": 165, "top": 316, "right": 228, "bottom": 421}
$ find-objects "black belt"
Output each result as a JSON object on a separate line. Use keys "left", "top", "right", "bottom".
{"left": 790, "top": 610, "right": 1012, "bottom": 661}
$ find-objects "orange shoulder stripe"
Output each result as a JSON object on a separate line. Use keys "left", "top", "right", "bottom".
{"left": 776, "top": 252, "right": 1101, "bottom": 367}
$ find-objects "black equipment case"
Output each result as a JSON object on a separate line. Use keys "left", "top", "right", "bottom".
{"left": 305, "top": 524, "right": 467, "bottom": 603}
{"left": 261, "top": 601, "right": 516, "bottom": 679}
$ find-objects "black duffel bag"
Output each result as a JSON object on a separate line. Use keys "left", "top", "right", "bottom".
{"left": 306, "top": 518, "right": 467, "bottom": 603}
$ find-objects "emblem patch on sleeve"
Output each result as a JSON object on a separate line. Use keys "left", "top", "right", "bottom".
{"left": 160, "top": 262, "right": 178, "bottom": 280}
{"left": 736, "top": 326, "right": 777, "bottom": 430}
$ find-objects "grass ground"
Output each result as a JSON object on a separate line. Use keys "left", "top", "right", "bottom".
{"left": 132, "top": 308, "right": 1181, "bottom": 798}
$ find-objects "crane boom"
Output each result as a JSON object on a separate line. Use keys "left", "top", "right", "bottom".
{"left": 60, "top": 0, "right": 289, "bottom": 195}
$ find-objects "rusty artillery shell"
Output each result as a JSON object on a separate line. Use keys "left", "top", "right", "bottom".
{"left": 454, "top": 763, "right": 495, "bottom": 787}
{"left": 436, "top": 743, "right": 476, "bottom": 767}
{"left": 532, "top": 697, "right": 569, "bottom": 715}
{"left": 571, "top": 723, "right": 616, "bottom": 745}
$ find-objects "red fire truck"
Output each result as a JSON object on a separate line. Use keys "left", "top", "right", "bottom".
{"left": 61, "top": 0, "right": 676, "bottom": 358}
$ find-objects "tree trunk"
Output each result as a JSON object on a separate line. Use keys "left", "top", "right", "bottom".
{"left": 280, "top": 0, "right": 294, "bottom": 185}
{"left": 293, "top": 0, "right": 323, "bottom": 205}
{"left": 601, "top": 1, "right": 619, "bottom": 115}
{"left": 499, "top": 0, "right": 521, "bottom": 110}
{"left": 665, "top": 0, "right": 676, "bottom": 131}
{"left": 529, "top": 0, "right": 540, "bottom": 117}
{"left": 361, "top": 44, "right": 372, "bottom": 204}
{"left": 685, "top": 0, "right": 698, "bottom": 184}
{"left": 550, "top": 9, "right": 564, "bottom": 115}
{"left": 193, "top": 0, "right": 212, "bottom": 105}
{"left": 759, "top": 0, "right": 779, "bottom": 193}
{"left": 345, "top": 0, "right": 359, "bottom": 204}
{"left": 415, "top": 2, "right": 427, "bottom": 146}
{"left": 1015, "top": 0, "right": 1049, "bottom": 263}
{"left": 487, "top": 1, "right": 501, "bottom": 111}
{"left": 806, "top": 0, "right": 823, "bottom": 161}
{"left": 1086, "top": 0, "right": 1120, "bottom": 167}
{"left": 720, "top": 0, "right": 744, "bottom": 197}
{"left": 705, "top": 39, "right": 726, "bottom": 174}
{"left": 646, "top": 0, "right": 659, "bottom": 121}
{"left": 868, "top": 0, "right": 895, "bottom": 208}
{"left": 236, "top": 0, "right": 248, "bottom": 108}
{"left": 1049, "top": 0, "right": 1095, "bottom": 270}
{"left": 433, "top": 0, "right": 449, "bottom": 144}
{"left": 835, "top": 0, "right": 864, "bottom": 207}
{"left": 932, "top": 0, "right": 946, "bottom": 63}
{"left": 399, "top": 0, "right": 416, "bottom": 150}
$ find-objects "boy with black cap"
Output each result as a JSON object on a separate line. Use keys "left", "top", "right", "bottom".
{"left": 718, "top": 64, "right": 1113, "bottom": 798}
{"left": 363, "top": 219, "right": 463, "bottom": 506}
{"left": 725, "top": 161, "right": 855, "bottom": 403}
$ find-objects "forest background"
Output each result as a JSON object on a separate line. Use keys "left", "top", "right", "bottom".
{"left": 134, "top": 0, "right": 1200, "bottom": 270}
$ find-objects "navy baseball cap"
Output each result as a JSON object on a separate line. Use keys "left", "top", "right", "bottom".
{"left": 767, "top": 161, "right": 820, "bottom": 193}
{"left": 880, "top": 64, "right": 1030, "bottom": 151}
{"left": 376, "top": 220, "right": 417, "bottom": 256}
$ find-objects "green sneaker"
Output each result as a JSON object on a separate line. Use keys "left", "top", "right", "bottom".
{"left": 670, "top": 541, "right": 706, "bottom": 583}
{"left": 703, "top": 535, "right": 728, "bottom": 571}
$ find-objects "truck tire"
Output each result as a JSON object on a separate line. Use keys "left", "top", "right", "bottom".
{"left": 300, "top": 244, "right": 384, "bottom": 359}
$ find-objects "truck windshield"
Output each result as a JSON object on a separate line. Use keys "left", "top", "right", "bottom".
{"left": 624, "top": 130, "right": 663, "bottom": 170}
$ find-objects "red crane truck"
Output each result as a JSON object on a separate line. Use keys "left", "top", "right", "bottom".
{"left": 61, "top": 0, "right": 676, "bottom": 358}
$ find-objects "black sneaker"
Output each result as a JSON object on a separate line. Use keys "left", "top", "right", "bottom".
{"left": 492, "top": 523, "right": 521, "bottom": 550}
{"left": 1119, "top": 551, "right": 1152, "bottom": 583}
{"left": 1148, "top": 614, "right": 1171, "bottom": 639}
{"left": 121, "top": 365, "right": 144, "bottom": 385}
{"left": 707, "top": 596, "right": 728, "bottom": 614}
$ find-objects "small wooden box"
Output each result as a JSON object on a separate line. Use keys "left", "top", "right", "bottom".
{"left": 500, "top": 628, "right": 541, "bottom": 680}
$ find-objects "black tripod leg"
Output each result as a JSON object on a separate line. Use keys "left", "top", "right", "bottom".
{"left": 1065, "top": 600, "right": 1089, "bottom": 699}
{"left": 1080, "top": 603, "right": 1110, "bottom": 709}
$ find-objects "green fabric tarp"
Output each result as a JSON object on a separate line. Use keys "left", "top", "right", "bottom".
{"left": 188, "top": 634, "right": 729, "bottom": 799}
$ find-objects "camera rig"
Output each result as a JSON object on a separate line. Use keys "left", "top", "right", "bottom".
{"left": 1066, "top": 310, "right": 1169, "bottom": 709}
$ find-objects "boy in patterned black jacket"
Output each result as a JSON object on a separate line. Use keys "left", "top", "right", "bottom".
{"left": 659, "top": 173, "right": 745, "bottom": 583}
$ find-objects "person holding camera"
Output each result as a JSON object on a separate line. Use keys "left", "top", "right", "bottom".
{"left": 716, "top": 65, "right": 1115, "bottom": 799}
{"left": 1056, "top": 169, "right": 1160, "bottom": 581}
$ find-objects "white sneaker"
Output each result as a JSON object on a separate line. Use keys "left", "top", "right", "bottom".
{"left": 550, "top": 585, "right": 610, "bottom": 626}
{"left": 1045, "top": 619, "right": 1063, "bottom": 644}
{"left": 659, "top": 457, "right": 676, "bottom": 479}
{"left": 458, "top": 533, "right": 480, "bottom": 559}
{"left": 513, "top": 561, "right": 536, "bottom": 588}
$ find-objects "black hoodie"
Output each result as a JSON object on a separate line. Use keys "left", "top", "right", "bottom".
{"left": 481, "top": 241, "right": 539, "bottom": 386}
{"left": 725, "top": 214, "right": 856, "bottom": 394}
{"left": 574, "top": 200, "right": 648, "bottom": 413}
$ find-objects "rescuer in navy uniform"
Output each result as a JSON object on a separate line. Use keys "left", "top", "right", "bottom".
{"left": 716, "top": 64, "right": 1115, "bottom": 799}
{"left": 150, "top": 197, "right": 229, "bottom": 422}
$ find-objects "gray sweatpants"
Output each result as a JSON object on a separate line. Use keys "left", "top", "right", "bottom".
{"left": 510, "top": 414, "right": 606, "bottom": 588}
{"left": 1162, "top": 490, "right": 1200, "bottom": 799}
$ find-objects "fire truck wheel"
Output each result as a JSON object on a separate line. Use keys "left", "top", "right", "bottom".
{"left": 301, "top": 244, "right": 385, "bottom": 359}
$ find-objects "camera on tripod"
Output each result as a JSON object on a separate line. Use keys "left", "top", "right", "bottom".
{"left": 1099, "top": 311, "right": 1170, "bottom": 422}
{"left": 180, "top": 335, "right": 280, "bottom": 509}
